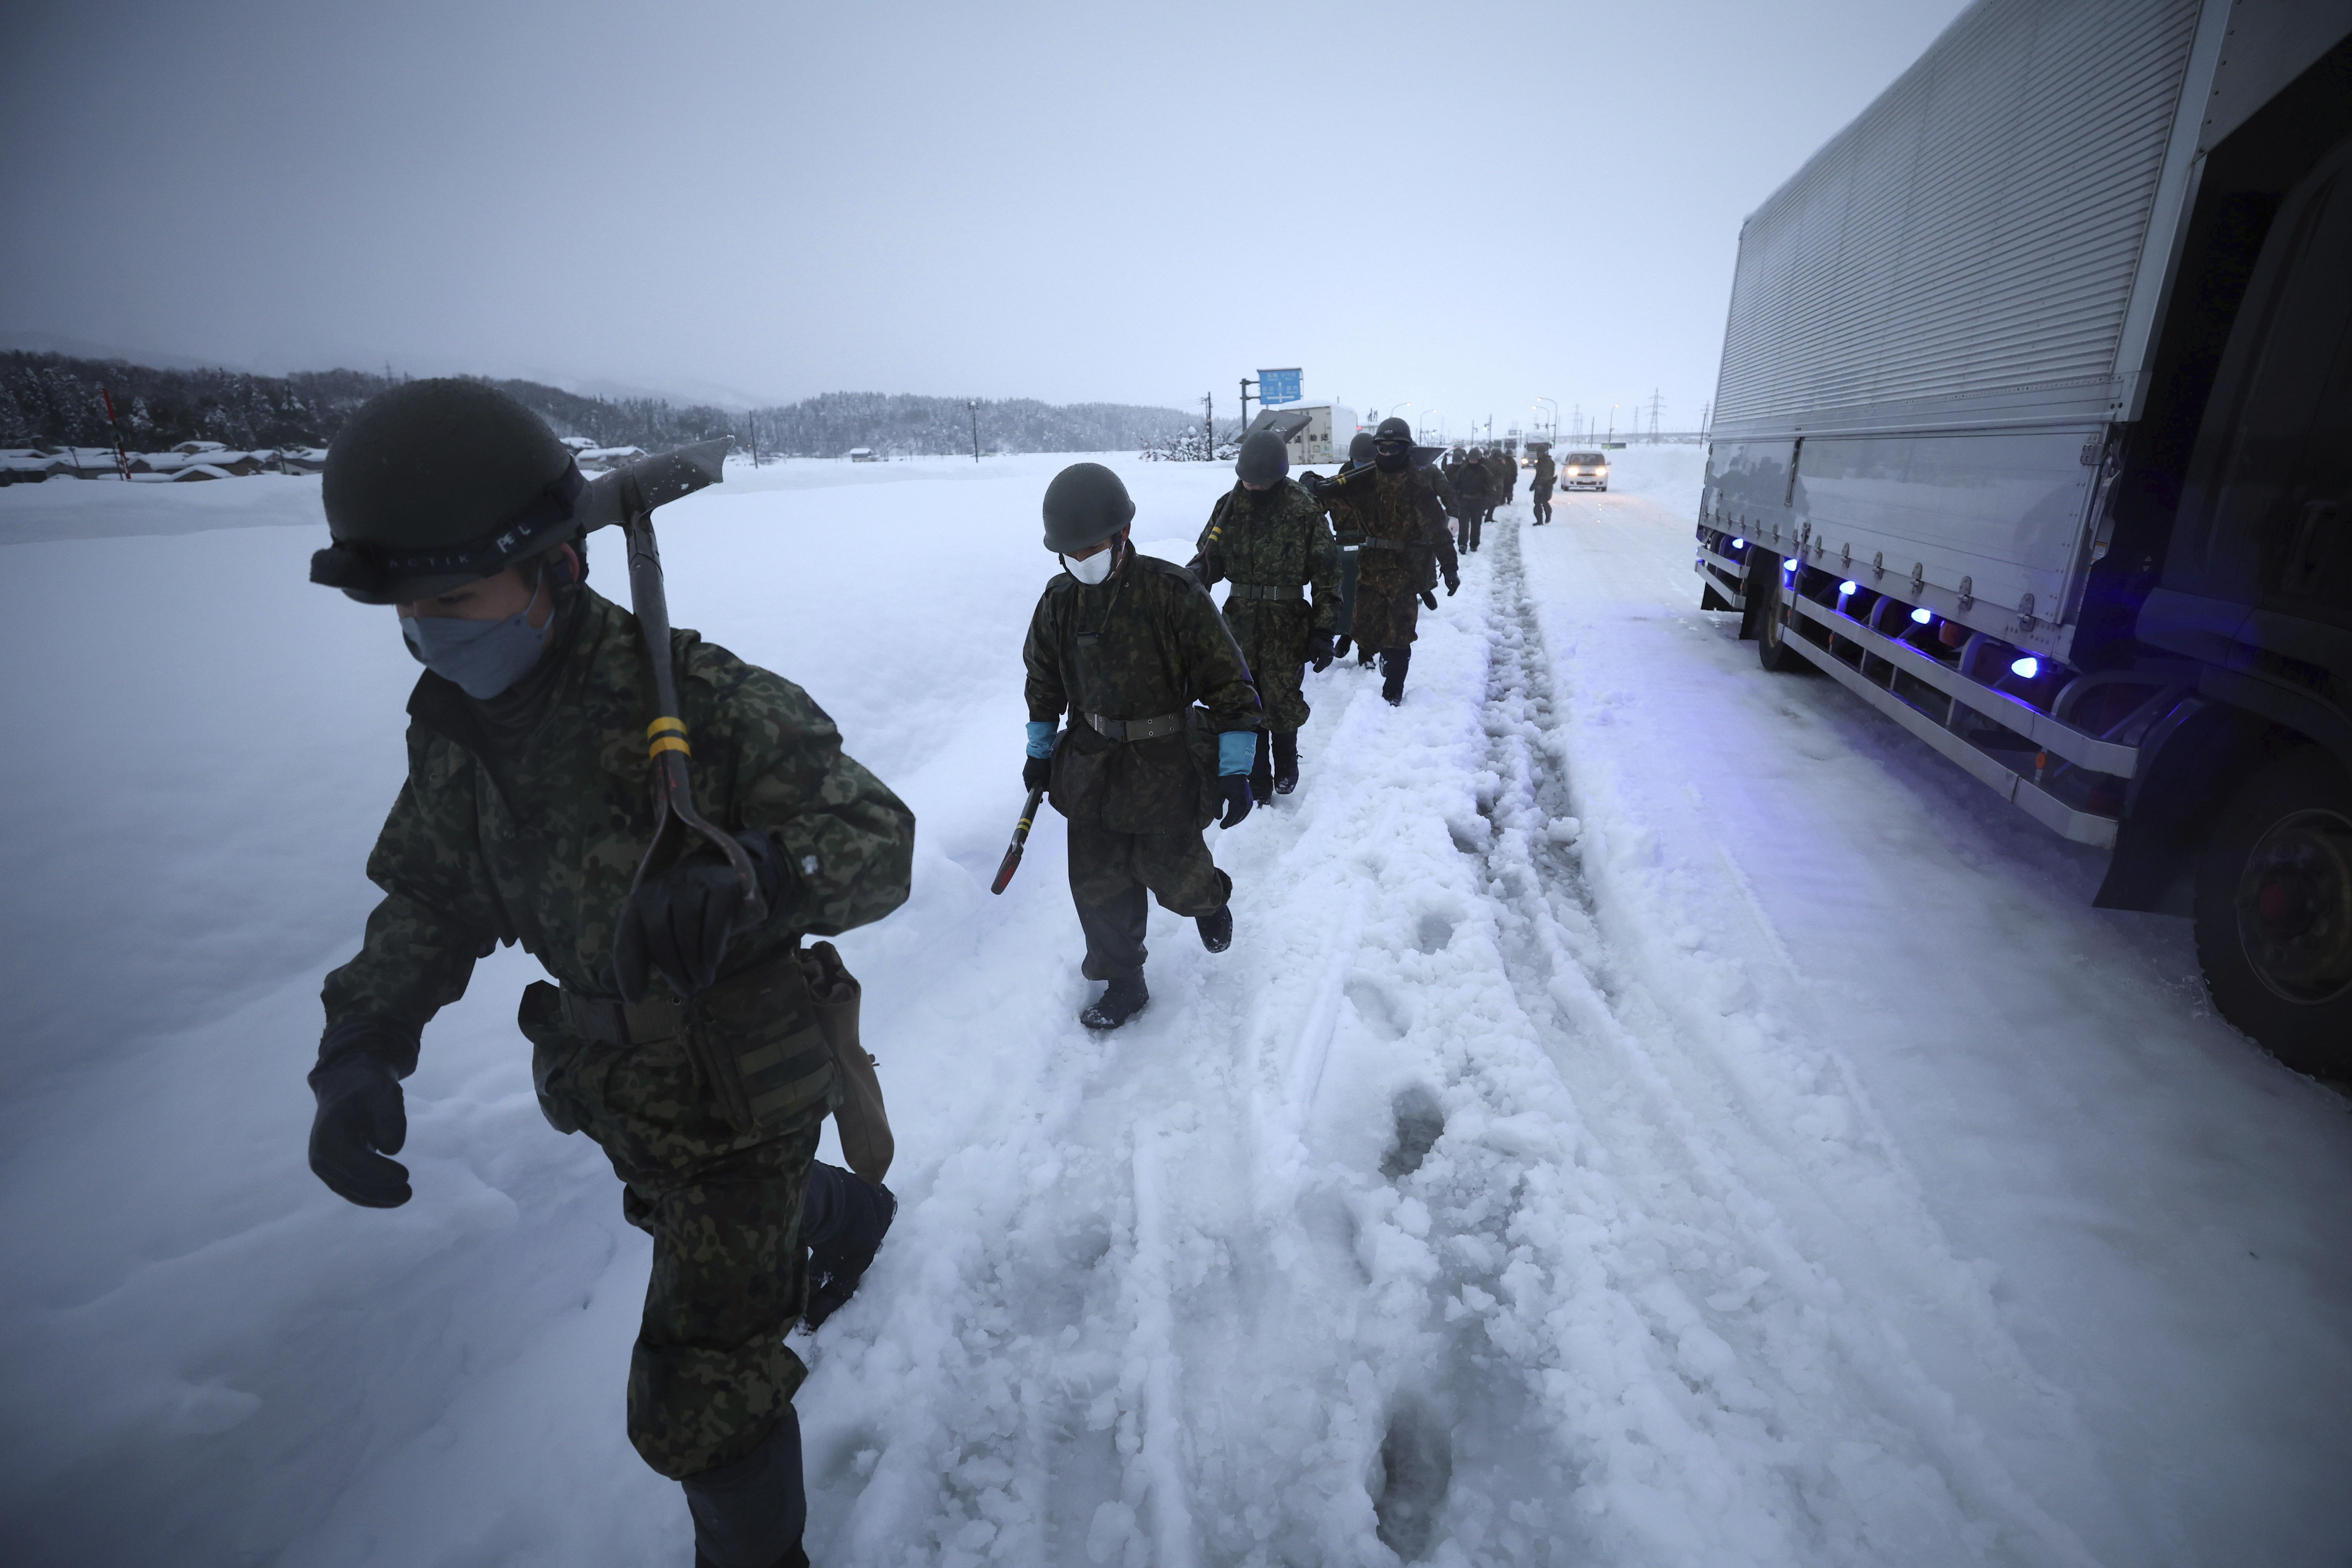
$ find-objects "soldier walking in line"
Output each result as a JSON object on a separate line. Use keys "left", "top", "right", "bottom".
{"left": 1304, "top": 417, "right": 1459, "bottom": 706}
{"left": 1450, "top": 447, "right": 1494, "bottom": 555}
{"left": 301, "top": 381, "right": 914, "bottom": 1568}
{"left": 1327, "top": 430, "right": 1377, "bottom": 664}
{"left": 1490, "top": 443, "right": 1517, "bottom": 519}
{"left": 1022, "top": 463, "right": 1262, "bottom": 1031}
{"left": 1529, "top": 443, "right": 1557, "bottom": 524}
{"left": 1191, "top": 430, "right": 1340, "bottom": 798}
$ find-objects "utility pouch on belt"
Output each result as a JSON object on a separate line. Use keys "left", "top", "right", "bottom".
{"left": 682, "top": 956, "right": 837, "bottom": 1135}
{"left": 798, "top": 940, "right": 893, "bottom": 1184}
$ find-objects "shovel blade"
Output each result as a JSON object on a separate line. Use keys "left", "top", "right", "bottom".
{"left": 575, "top": 437, "right": 733, "bottom": 534}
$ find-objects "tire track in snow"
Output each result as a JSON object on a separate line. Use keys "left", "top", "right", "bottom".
{"left": 1449, "top": 513, "right": 2104, "bottom": 1566}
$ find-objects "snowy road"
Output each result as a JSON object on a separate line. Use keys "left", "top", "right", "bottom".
{"left": 2, "top": 454, "right": 2348, "bottom": 1567}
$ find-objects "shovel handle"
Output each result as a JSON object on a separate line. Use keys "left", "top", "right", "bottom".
{"left": 619, "top": 484, "right": 767, "bottom": 926}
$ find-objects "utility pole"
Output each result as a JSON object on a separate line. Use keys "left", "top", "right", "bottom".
{"left": 968, "top": 399, "right": 980, "bottom": 462}
{"left": 1239, "top": 376, "right": 1256, "bottom": 435}
{"left": 1647, "top": 388, "right": 1664, "bottom": 443}
{"left": 1203, "top": 392, "right": 1214, "bottom": 460}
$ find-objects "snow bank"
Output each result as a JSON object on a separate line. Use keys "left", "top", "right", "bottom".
{"left": 2, "top": 462, "right": 2347, "bottom": 1567}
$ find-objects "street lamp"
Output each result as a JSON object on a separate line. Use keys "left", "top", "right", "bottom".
{"left": 1533, "top": 397, "right": 1558, "bottom": 444}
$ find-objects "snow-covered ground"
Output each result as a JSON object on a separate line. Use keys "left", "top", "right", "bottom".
{"left": 3, "top": 449, "right": 2348, "bottom": 1567}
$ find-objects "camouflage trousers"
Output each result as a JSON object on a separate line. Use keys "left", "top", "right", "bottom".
{"left": 1349, "top": 561, "right": 1425, "bottom": 652}
{"left": 523, "top": 984, "right": 827, "bottom": 1481}
{"left": 1334, "top": 548, "right": 1361, "bottom": 642}
{"left": 1068, "top": 820, "right": 1230, "bottom": 983}
{"left": 1230, "top": 637, "right": 1308, "bottom": 733}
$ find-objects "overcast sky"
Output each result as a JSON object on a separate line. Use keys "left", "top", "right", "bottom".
{"left": 3, "top": 0, "right": 1966, "bottom": 436}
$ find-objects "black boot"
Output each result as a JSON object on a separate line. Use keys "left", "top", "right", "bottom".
{"left": 1272, "top": 730, "right": 1299, "bottom": 795}
{"left": 1380, "top": 647, "right": 1411, "bottom": 706}
{"left": 1081, "top": 975, "right": 1150, "bottom": 1029}
{"left": 1196, "top": 904, "right": 1232, "bottom": 952}
{"left": 1250, "top": 730, "right": 1273, "bottom": 805}
{"left": 1332, "top": 633, "right": 1352, "bottom": 659}
{"left": 802, "top": 1165, "right": 897, "bottom": 1330}
{"left": 685, "top": 1411, "right": 806, "bottom": 1568}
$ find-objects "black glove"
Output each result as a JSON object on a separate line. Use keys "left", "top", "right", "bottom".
{"left": 1299, "top": 471, "right": 1334, "bottom": 500}
{"left": 309, "top": 1027, "right": 415, "bottom": 1208}
{"left": 1215, "top": 774, "right": 1254, "bottom": 829}
{"left": 1023, "top": 753, "right": 1052, "bottom": 791}
{"left": 1307, "top": 631, "right": 1334, "bottom": 672}
{"left": 1421, "top": 588, "right": 1440, "bottom": 610}
{"left": 1445, "top": 574, "right": 1460, "bottom": 597}
{"left": 613, "top": 829, "right": 788, "bottom": 1003}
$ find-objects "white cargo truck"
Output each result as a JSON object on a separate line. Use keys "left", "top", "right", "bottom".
{"left": 1242, "top": 403, "right": 1359, "bottom": 471}
{"left": 1693, "top": 0, "right": 2352, "bottom": 1073}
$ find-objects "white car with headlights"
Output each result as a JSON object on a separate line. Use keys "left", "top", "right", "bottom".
{"left": 1559, "top": 450, "right": 1609, "bottom": 490}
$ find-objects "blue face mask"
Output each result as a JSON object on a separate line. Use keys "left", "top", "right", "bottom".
{"left": 401, "top": 573, "right": 550, "bottom": 699}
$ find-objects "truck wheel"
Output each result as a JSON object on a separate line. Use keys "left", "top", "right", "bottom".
{"left": 1749, "top": 555, "right": 1809, "bottom": 673}
{"left": 2193, "top": 749, "right": 2352, "bottom": 1078}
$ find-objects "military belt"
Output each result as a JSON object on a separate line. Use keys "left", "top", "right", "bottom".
{"left": 1085, "top": 710, "right": 1187, "bottom": 742}
{"left": 560, "top": 987, "right": 685, "bottom": 1046}
{"left": 1359, "top": 537, "right": 1410, "bottom": 553}
{"left": 1225, "top": 583, "right": 1303, "bottom": 601}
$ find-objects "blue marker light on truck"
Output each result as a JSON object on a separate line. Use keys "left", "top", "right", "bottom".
{"left": 1783, "top": 558, "right": 1800, "bottom": 572}
{"left": 1730, "top": 537, "right": 1745, "bottom": 550}
{"left": 2011, "top": 656, "right": 2040, "bottom": 679}
{"left": 1839, "top": 581, "right": 1857, "bottom": 597}
{"left": 1911, "top": 606, "right": 1933, "bottom": 624}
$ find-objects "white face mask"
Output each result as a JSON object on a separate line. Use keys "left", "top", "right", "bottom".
{"left": 1062, "top": 540, "right": 1118, "bottom": 585}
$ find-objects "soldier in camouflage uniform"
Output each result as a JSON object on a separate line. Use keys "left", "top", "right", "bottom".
{"left": 1529, "top": 444, "right": 1557, "bottom": 524}
{"left": 1450, "top": 448, "right": 1493, "bottom": 555}
{"left": 1304, "top": 417, "right": 1459, "bottom": 706}
{"left": 1190, "top": 430, "right": 1339, "bottom": 797}
{"left": 302, "top": 381, "right": 913, "bottom": 1568}
{"left": 1486, "top": 447, "right": 1515, "bottom": 544}
{"left": 1327, "top": 430, "right": 1377, "bottom": 665}
{"left": 1023, "top": 463, "right": 1262, "bottom": 1030}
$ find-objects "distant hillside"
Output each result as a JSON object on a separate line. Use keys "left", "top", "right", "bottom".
{"left": 0, "top": 352, "right": 1204, "bottom": 458}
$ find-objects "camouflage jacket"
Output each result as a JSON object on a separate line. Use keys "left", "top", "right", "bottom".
{"left": 1024, "top": 550, "right": 1262, "bottom": 833}
{"left": 1488, "top": 452, "right": 1514, "bottom": 493}
{"left": 323, "top": 588, "right": 915, "bottom": 1053}
{"left": 1532, "top": 454, "right": 1556, "bottom": 490}
{"left": 1448, "top": 458, "right": 1493, "bottom": 509}
{"left": 1321, "top": 465, "right": 1459, "bottom": 588}
{"left": 1193, "top": 479, "right": 1341, "bottom": 639}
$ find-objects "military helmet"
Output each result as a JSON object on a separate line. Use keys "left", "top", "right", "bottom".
{"left": 1042, "top": 461, "right": 1136, "bottom": 552}
{"left": 1373, "top": 416, "right": 1412, "bottom": 444}
{"left": 313, "top": 379, "right": 584, "bottom": 604}
{"left": 1235, "top": 430, "right": 1289, "bottom": 486}
{"left": 1347, "top": 431, "right": 1375, "bottom": 465}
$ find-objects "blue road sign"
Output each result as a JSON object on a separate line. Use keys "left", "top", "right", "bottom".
{"left": 1257, "top": 368, "right": 1303, "bottom": 406}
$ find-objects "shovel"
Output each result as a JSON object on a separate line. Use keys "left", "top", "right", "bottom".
{"left": 578, "top": 439, "right": 770, "bottom": 927}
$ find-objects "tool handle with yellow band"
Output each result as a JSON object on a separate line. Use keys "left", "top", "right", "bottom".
{"left": 990, "top": 786, "right": 1048, "bottom": 895}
